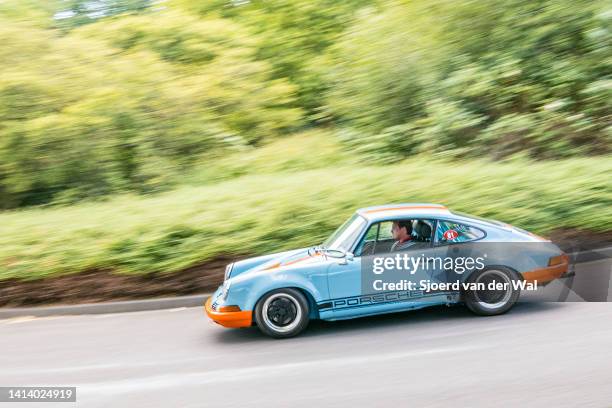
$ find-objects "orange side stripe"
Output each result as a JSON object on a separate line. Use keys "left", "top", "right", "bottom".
{"left": 263, "top": 262, "right": 281, "bottom": 271}
{"left": 364, "top": 205, "right": 447, "bottom": 214}
{"left": 283, "top": 255, "right": 315, "bottom": 267}
{"left": 263, "top": 253, "right": 320, "bottom": 271}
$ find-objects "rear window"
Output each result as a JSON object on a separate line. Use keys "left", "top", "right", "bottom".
{"left": 436, "top": 221, "right": 485, "bottom": 243}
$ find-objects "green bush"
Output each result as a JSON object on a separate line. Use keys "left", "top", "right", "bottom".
{"left": 0, "top": 12, "right": 302, "bottom": 208}
{"left": 1, "top": 149, "right": 610, "bottom": 281}
{"left": 329, "top": 0, "right": 611, "bottom": 159}
{"left": 0, "top": 0, "right": 609, "bottom": 212}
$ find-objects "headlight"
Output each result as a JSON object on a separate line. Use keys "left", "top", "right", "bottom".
{"left": 224, "top": 263, "right": 234, "bottom": 281}
{"left": 221, "top": 279, "right": 232, "bottom": 301}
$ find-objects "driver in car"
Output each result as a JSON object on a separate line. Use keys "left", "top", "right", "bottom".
{"left": 391, "top": 220, "right": 416, "bottom": 252}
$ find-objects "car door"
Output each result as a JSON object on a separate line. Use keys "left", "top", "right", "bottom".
{"left": 326, "top": 218, "right": 447, "bottom": 318}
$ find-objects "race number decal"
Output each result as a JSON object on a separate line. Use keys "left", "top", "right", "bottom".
{"left": 443, "top": 229, "right": 459, "bottom": 241}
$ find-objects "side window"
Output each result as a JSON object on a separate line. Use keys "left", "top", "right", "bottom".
{"left": 362, "top": 223, "right": 379, "bottom": 242}
{"left": 355, "top": 221, "right": 394, "bottom": 256}
{"left": 377, "top": 221, "right": 394, "bottom": 241}
{"left": 355, "top": 219, "right": 434, "bottom": 255}
{"left": 435, "top": 221, "right": 485, "bottom": 244}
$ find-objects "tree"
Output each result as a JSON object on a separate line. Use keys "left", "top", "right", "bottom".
{"left": 0, "top": 9, "right": 302, "bottom": 207}
{"left": 328, "top": 0, "right": 611, "bottom": 158}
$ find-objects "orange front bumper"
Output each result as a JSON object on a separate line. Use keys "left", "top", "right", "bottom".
{"left": 204, "top": 297, "right": 252, "bottom": 328}
{"left": 523, "top": 259, "right": 569, "bottom": 284}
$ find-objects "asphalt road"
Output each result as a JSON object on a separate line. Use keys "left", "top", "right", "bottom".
{"left": 1, "top": 255, "right": 611, "bottom": 408}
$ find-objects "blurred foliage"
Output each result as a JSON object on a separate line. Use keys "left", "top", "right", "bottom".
{"left": 1, "top": 134, "right": 610, "bottom": 280}
{"left": 172, "top": 0, "right": 375, "bottom": 120}
{"left": 54, "top": 0, "right": 152, "bottom": 29}
{"left": 329, "top": 0, "right": 611, "bottom": 161}
{"left": 0, "top": 0, "right": 58, "bottom": 27}
{"left": 181, "top": 130, "right": 352, "bottom": 185}
{"left": 0, "top": 8, "right": 301, "bottom": 208}
{"left": 0, "top": 0, "right": 610, "bottom": 210}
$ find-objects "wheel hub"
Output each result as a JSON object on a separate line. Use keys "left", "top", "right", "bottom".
{"left": 267, "top": 297, "right": 297, "bottom": 327}
{"left": 474, "top": 269, "right": 513, "bottom": 309}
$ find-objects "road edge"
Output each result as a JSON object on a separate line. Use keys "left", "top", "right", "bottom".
{"left": 0, "top": 294, "right": 211, "bottom": 319}
{"left": 1, "top": 246, "right": 610, "bottom": 320}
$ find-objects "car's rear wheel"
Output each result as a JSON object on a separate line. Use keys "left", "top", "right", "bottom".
{"left": 464, "top": 267, "right": 521, "bottom": 316}
{"left": 255, "top": 288, "right": 310, "bottom": 338}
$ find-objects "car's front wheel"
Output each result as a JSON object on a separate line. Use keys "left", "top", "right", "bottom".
{"left": 255, "top": 288, "right": 310, "bottom": 338}
{"left": 464, "top": 267, "right": 521, "bottom": 316}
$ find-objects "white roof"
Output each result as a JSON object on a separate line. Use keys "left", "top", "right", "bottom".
{"left": 357, "top": 203, "right": 451, "bottom": 221}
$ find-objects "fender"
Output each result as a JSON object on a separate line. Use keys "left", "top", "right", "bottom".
{"left": 231, "top": 263, "right": 331, "bottom": 312}
{"left": 230, "top": 248, "right": 306, "bottom": 278}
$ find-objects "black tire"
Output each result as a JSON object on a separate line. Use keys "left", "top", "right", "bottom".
{"left": 255, "top": 288, "right": 310, "bottom": 338}
{"left": 464, "top": 266, "right": 521, "bottom": 316}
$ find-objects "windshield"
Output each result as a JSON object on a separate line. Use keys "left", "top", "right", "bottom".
{"left": 322, "top": 213, "right": 367, "bottom": 252}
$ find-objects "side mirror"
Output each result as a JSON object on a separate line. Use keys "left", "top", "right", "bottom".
{"left": 320, "top": 248, "right": 354, "bottom": 264}
{"left": 338, "top": 252, "right": 354, "bottom": 265}
{"left": 323, "top": 248, "right": 346, "bottom": 259}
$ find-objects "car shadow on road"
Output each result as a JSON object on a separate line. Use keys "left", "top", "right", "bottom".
{"left": 209, "top": 302, "right": 565, "bottom": 344}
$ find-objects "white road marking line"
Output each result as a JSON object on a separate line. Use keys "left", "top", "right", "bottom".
{"left": 74, "top": 345, "right": 487, "bottom": 396}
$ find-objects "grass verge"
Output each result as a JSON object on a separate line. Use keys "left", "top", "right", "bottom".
{"left": 1, "top": 150, "right": 610, "bottom": 281}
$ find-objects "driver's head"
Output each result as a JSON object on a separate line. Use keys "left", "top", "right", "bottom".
{"left": 391, "top": 220, "right": 412, "bottom": 241}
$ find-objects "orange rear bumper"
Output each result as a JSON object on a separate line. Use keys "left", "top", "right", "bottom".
{"left": 523, "top": 258, "right": 569, "bottom": 284}
{"left": 204, "top": 297, "right": 252, "bottom": 328}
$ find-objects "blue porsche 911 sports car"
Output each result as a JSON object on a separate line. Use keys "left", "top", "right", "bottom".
{"left": 205, "top": 204, "right": 569, "bottom": 338}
